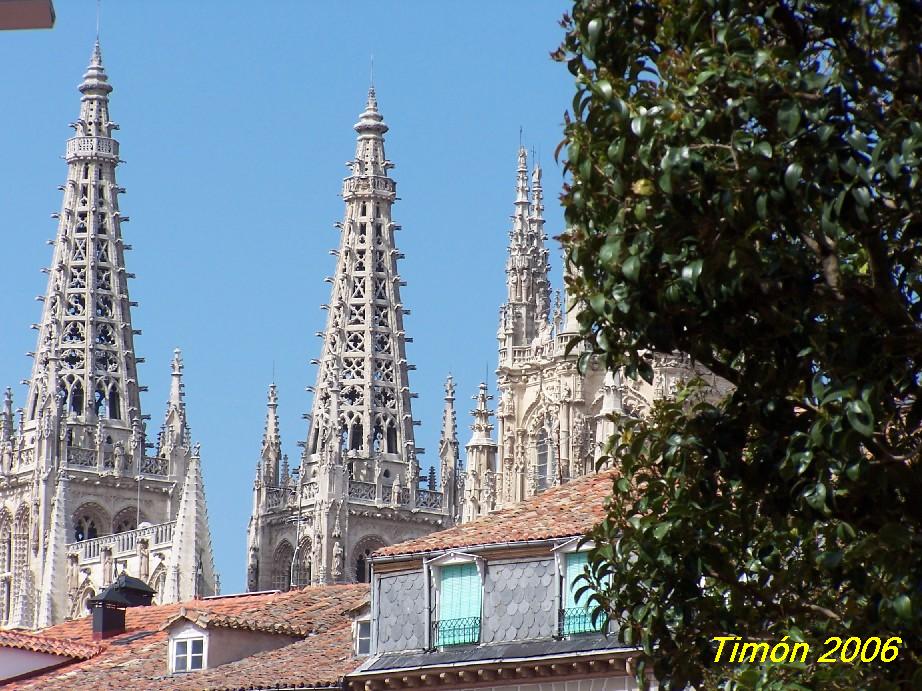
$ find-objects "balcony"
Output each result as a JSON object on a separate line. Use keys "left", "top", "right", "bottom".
{"left": 69, "top": 520, "right": 175, "bottom": 561}
{"left": 432, "top": 617, "right": 480, "bottom": 647}
{"left": 558, "top": 607, "right": 606, "bottom": 637}
{"left": 66, "top": 136, "right": 119, "bottom": 162}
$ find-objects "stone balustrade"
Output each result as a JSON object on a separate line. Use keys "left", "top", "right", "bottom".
{"left": 69, "top": 520, "right": 174, "bottom": 561}
{"left": 65, "top": 136, "right": 119, "bottom": 161}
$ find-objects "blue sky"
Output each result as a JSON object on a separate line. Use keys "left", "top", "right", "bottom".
{"left": 0, "top": 1, "right": 573, "bottom": 593}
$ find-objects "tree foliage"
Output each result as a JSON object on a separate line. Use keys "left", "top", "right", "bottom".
{"left": 555, "top": 1, "right": 922, "bottom": 688}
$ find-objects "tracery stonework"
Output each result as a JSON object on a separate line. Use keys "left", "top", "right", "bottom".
{"left": 458, "top": 148, "right": 732, "bottom": 522}
{"left": 246, "top": 90, "right": 458, "bottom": 591}
{"left": 0, "top": 42, "right": 217, "bottom": 629}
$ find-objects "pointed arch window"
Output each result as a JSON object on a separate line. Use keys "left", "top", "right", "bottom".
{"left": 349, "top": 421, "right": 363, "bottom": 451}
{"left": 535, "top": 428, "right": 550, "bottom": 491}
{"left": 272, "top": 541, "right": 294, "bottom": 591}
{"left": 386, "top": 422, "right": 398, "bottom": 454}
{"left": 291, "top": 539, "right": 312, "bottom": 588}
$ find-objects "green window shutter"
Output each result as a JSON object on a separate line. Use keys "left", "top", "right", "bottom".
{"left": 438, "top": 563, "right": 481, "bottom": 645}
{"left": 565, "top": 551, "right": 589, "bottom": 609}
{"left": 564, "top": 551, "right": 603, "bottom": 635}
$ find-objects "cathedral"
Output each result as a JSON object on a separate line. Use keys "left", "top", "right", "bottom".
{"left": 245, "top": 88, "right": 456, "bottom": 592}
{"left": 0, "top": 42, "right": 217, "bottom": 629}
{"left": 245, "top": 90, "right": 727, "bottom": 587}
{"left": 1, "top": 40, "right": 724, "bottom": 625}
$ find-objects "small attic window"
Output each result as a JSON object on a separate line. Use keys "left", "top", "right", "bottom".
{"left": 173, "top": 637, "right": 204, "bottom": 672}
{"left": 355, "top": 620, "right": 371, "bottom": 656}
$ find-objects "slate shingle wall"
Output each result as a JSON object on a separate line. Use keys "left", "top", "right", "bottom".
{"left": 482, "top": 558, "right": 556, "bottom": 643}
{"left": 376, "top": 571, "right": 427, "bottom": 653}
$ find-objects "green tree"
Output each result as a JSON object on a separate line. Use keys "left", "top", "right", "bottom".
{"left": 555, "top": 1, "right": 922, "bottom": 688}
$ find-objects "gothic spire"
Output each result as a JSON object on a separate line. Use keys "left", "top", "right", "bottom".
{"left": 159, "top": 349, "right": 189, "bottom": 455}
{"left": 500, "top": 147, "right": 552, "bottom": 355}
{"left": 23, "top": 39, "right": 142, "bottom": 458}
{"left": 303, "top": 88, "right": 418, "bottom": 480}
{"left": 261, "top": 383, "right": 282, "bottom": 485}
{"left": 439, "top": 375, "right": 458, "bottom": 457}
{"left": 439, "top": 375, "right": 461, "bottom": 519}
{"left": 0, "top": 388, "right": 12, "bottom": 444}
{"left": 468, "top": 382, "right": 496, "bottom": 445}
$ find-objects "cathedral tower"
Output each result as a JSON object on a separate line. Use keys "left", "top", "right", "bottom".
{"left": 0, "top": 42, "right": 216, "bottom": 628}
{"left": 246, "top": 89, "right": 454, "bottom": 592}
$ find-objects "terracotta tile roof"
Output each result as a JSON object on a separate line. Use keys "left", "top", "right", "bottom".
{"left": 162, "top": 606, "right": 313, "bottom": 638}
{"left": 0, "top": 630, "right": 103, "bottom": 660}
{"left": 7, "top": 583, "right": 369, "bottom": 690}
{"left": 375, "top": 471, "right": 617, "bottom": 557}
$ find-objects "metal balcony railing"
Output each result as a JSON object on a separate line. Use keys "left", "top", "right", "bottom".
{"left": 559, "top": 607, "right": 605, "bottom": 636}
{"left": 431, "top": 616, "right": 480, "bottom": 647}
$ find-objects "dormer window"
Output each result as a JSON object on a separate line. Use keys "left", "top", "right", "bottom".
{"left": 172, "top": 637, "right": 204, "bottom": 672}
{"left": 554, "top": 541, "right": 609, "bottom": 637}
{"left": 427, "top": 553, "right": 485, "bottom": 648}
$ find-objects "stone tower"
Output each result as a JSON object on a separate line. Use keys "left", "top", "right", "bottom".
{"left": 460, "top": 147, "right": 729, "bottom": 521}
{"left": 246, "top": 89, "right": 455, "bottom": 592}
{"left": 0, "top": 42, "right": 217, "bottom": 628}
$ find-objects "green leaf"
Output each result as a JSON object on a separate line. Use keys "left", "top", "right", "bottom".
{"left": 784, "top": 162, "right": 803, "bottom": 191}
{"left": 892, "top": 594, "right": 912, "bottom": 621}
{"left": 596, "top": 80, "right": 613, "bottom": 101}
{"left": 756, "top": 193, "right": 768, "bottom": 219}
{"left": 778, "top": 101, "right": 801, "bottom": 136}
{"left": 622, "top": 255, "right": 641, "bottom": 282}
{"left": 754, "top": 141, "right": 772, "bottom": 158}
{"left": 653, "top": 522, "right": 671, "bottom": 540}
{"left": 681, "top": 259, "right": 703, "bottom": 285}
{"left": 804, "top": 483, "right": 827, "bottom": 511}
{"left": 631, "top": 116, "right": 645, "bottom": 137}
{"left": 846, "top": 399, "right": 874, "bottom": 436}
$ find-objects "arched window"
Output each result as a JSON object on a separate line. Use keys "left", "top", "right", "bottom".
{"left": 349, "top": 422, "right": 363, "bottom": 451}
{"left": 74, "top": 515, "right": 98, "bottom": 542}
{"left": 292, "top": 539, "right": 312, "bottom": 588}
{"left": 535, "top": 428, "right": 549, "bottom": 491}
{"left": 70, "top": 381, "right": 84, "bottom": 415}
{"left": 353, "top": 536, "right": 386, "bottom": 583}
{"left": 73, "top": 504, "right": 109, "bottom": 542}
{"left": 109, "top": 389, "right": 121, "bottom": 419}
{"left": 0, "top": 514, "right": 11, "bottom": 626}
{"left": 386, "top": 423, "right": 397, "bottom": 454}
{"left": 11, "top": 508, "right": 29, "bottom": 615}
{"left": 112, "top": 507, "right": 142, "bottom": 534}
{"left": 272, "top": 541, "right": 294, "bottom": 592}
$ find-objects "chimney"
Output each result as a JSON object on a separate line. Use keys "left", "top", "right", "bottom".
{"left": 89, "top": 573, "right": 156, "bottom": 640}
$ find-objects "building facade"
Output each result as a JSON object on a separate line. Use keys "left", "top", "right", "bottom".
{"left": 459, "top": 148, "right": 729, "bottom": 522}
{"left": 245, "top": 89, "right": 459, "bottom": 593}
{"left": 348, "top": 472, "right": 652, "bottom": 691}
{"left": 0, "top": 42, "right": 217, "bottom": 629}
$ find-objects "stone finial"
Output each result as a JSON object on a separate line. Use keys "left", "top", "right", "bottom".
{"left": 80, "top": 40, "right": 112, "bottom": 95}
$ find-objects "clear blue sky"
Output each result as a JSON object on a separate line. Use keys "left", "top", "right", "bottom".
{"left": 0, "top": 1, "right": 573, "bottom": 593}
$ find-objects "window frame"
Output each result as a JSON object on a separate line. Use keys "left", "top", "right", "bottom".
{"left": 170, "top": 633, "right": 207, "bottom": 673}
{"left": 424, "top": 552, "right": 485, "bottom": 649}
{"left": 354, "top": 619, "right": 372, "bottom": 656}
{"left": 552, "top": 538, "right": 608, "bottom": 637}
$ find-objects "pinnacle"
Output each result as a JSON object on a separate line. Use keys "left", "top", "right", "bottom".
{"left": 354, "top": 86, "right": 387, "bottom": 135}
{"left": 80, "top": 39, "right": 111, "bottom": 94}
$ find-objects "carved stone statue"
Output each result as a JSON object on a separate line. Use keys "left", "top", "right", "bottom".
{"left": 138, "top": 539, "right": 150, "bottom": 581}
{"left": 113, "top": 441, "right": 126, "bottom": 473}
{"left": 332, "top": 540, "right": 344, "bottom": 579}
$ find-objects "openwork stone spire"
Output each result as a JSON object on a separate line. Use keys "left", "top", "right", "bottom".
{"left": 260, "top": 383, "right": 281, "bottom": 485}
{"left": 158, "top": 349, "right": 190, "bottom": 455}
{"left": 499, "top": 147, "right": 552, "bottom": 358}
{"left": 304, "top": 86, "right": 417, "bottom": 472}
{"left": 439, "top": 375, "right": 461, "bottom": 519}
{"left": 24, "top": 40, "right": 142, "bottom": 452}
